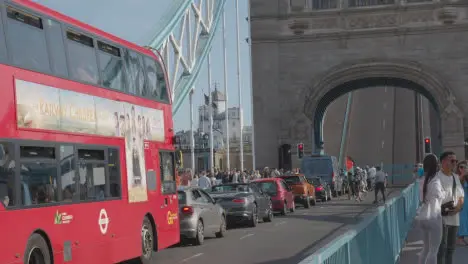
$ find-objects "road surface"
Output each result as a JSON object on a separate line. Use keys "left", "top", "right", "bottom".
{"left": 399, "top": 221, "right": 467, "bottom": 264}
{"left": 147, "top": 188, "right": 403, "bottom": 264}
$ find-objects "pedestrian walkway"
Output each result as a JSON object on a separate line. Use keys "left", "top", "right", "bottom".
{"left": 398, "top": 223, "right": 468, "bottom": 264}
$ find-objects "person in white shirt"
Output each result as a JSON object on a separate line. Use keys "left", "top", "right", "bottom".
{"left": 417, "top": 154, "right": 446, "bottom": 264}
{"left": 190, "top": 174, "right": 199, "bottom": 187}
{"left": 373, "top": 166, "right": 386, "bottom": 204}
{"left": 209, "top": 172, "right": 217, "bottom": 186}
{"left": 368, "top": 166, "right": 377, "bottom": 190}
{"left": 232, "top": 171, "right": 239, "bottom": 183}
{"left": 437, "top": 151, "right": 465, "bottom": 264}
{"left": 270, "top": 168, "right": 280, "bottom": 178}
{"left": 198, "top": 172, "right": 212, "bottom": 189}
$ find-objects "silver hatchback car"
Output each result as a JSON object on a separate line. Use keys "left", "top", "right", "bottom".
{"left": 177, "top": 187, "right": 227, "bottom": 245}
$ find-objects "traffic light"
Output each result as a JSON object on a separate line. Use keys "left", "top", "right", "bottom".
{"left": 297, "top": 143, "right": 304, "bottom": 159}
{"left": 424, "top": 137, "right": 431, "bottom": 153}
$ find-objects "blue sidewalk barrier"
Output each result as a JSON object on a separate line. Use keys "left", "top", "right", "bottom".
{"left": 299, "top": 181, "right": 420, "bottom": 264}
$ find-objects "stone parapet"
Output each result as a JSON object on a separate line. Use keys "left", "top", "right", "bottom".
{"left": 252, "top": 1, "right": 468, "bottom": 41}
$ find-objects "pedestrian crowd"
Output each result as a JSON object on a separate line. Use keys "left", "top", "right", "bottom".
{"left": 344, "top": 165, "right": 387, "bottom": 204}
{"left": 178, "top": 167, "right": 300, "bottom": 189}
{"left": 416, "top": 150, "right": 468, "bottom": 264}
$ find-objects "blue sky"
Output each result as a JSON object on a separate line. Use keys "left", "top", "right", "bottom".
{"left": 35, "top": 0, "right": 253, "bottom": 132}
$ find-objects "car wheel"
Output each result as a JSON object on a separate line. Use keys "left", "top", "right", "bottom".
{"left": 304, "top": 196, "right": 311, "bottom": 208}
{"left": 310, "top": 197, "right": 316, "bottom": 206}
{"left": 280, "top": 201, "right": 287, "bottom": 216}
{"left": 263, "top": 201, "right": 273, "bottom": 222}
{"left": 249, "top": 204, "right": 258, "bottom": 227}
{"left": 194, "top": 220, "right": 204, "bottom": 245}
{"left": 289, "top": 200, "right": 296, "bottom": 213}
{"left": 215, "top": 216, "right": 226, "bottom": 238}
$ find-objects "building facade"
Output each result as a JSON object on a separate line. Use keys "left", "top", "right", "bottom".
{"left": 176, "top": 88, "right": 254, "bottom": 171}
{"left": 251, "top": 0, "right": 467, "bottom": 170}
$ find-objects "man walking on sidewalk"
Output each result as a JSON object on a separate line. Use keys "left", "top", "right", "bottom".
{"left": 373, "top": 166, "right": 386, "bottom": 204}
{"left": 437, "top": 151, "right": 464, "bottom": 264}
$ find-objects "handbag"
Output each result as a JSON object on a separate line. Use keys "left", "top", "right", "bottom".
{"left": 441, "top": 175, "right": 456, "bottom": 216}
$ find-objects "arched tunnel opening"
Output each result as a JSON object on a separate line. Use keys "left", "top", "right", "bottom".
{"left": 312, "top": 77, "right": 442, "bottom": 171}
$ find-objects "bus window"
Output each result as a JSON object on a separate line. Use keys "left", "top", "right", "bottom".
{"left": 160, "top": 152, "right": 176, "bottom": 194}
{"left": 144, "top": 56, "right": 159, "bottom": 101}
{"left": 0, "top": 5, "right": 7, "bottom": 62}
{"left": 60, "top": 145, "right": 76, "bottom": 202}
{"left": 45, "top": 19, "right": 68, "bottom": 77}
{"left": 155, "top": 61, "right": 169, "bottom": 103}
{"left": 77, "top": 148, "right": 105, "bottom": 201}
{"left": 66, "top": 30, "right": 99, "bottom": 84}
{"left": 108, "top": 148, "right": 121, "bottom": 198}
{"left": 20, "top": 145, "right": 58, "bottom": 206}
{"left": 0, "top": 142, "right": 15, "bottom": 208}
{"left": 6, "top": 7, "right": 50, "bottom": 73}
{"left": 123, "top": 49, "right": 146, "bottom": 96}
{"left": 98, "top": 41, "right": 126, "bottom": 92}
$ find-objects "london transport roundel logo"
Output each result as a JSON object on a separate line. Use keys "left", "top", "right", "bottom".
{"left": 98, "top": 209, "right": 110, "bottom": 235}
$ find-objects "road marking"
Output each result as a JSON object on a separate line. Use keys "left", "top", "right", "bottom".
{"left": 180, "top": 253, "right": 203, "bottom": 263}
{"left": 274, "top": 221, "right": 287, "bottom": 227}
{"left": 239, "top": 233, "right": 254, "bottom": 240}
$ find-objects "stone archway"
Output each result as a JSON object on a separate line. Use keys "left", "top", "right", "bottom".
{"left": 303, "top": 59, "right": 465, "bottom": 159}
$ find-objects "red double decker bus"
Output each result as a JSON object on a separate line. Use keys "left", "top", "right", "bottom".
{"left": 0, "top": 1, "right": 180, "bottom": 263}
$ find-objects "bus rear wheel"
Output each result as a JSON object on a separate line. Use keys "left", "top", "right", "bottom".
{"left": 140, "top": 216, "right": 156, "bottom": 264}
{"left": 24, "top": 234, "right": 51, "bottom": 264}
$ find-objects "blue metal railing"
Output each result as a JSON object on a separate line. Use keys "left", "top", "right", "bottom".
{"left": 299, "top": 181, "right": 420, "bottom": 264}
{"left": 172, "top": 0, "right": 227, "bottom": 114}
{"left": 146, "top": 0, "right": 191, "bottom": 49}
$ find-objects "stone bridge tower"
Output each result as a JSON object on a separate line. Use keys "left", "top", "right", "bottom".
{"left": 251, "top": 0, "right": 467, "bottom": 168}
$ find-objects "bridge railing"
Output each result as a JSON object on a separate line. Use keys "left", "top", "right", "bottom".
{"left": 299, "top": 181, "right": 420, "bottom": 264}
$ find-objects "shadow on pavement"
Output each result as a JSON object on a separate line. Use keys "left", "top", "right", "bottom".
{"left": 253, "top": 189, "right": 402, "bottom": 264}
{"left": 319, "top": 202, "right": 376, "bottom": 207}
{"left": 283, "top": 212, "right": 366, "bottom": 225}
{"left": 252, "top": 211, "right": 373, "bottom": 264}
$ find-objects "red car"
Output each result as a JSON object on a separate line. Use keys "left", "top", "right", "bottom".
{"left": 252, "top": 178, "right": 295, "bottom": 215}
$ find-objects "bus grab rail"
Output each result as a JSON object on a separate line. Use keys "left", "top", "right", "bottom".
{"left": 298, "top": 181, "right": 420, "bottom": 264}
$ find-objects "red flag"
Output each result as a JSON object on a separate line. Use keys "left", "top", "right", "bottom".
{"left": 346, "top": 157, "right": 354, "bottom": 171}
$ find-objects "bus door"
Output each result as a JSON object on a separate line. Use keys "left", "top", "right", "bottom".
{"left": 150, "top": 149, "right": 179, "bottom": 248}
{"left": 143, "top": 144, "right": 168, "bottom": 249}
{"left": 159, "top": 151, "right": 179, "bottom": 246}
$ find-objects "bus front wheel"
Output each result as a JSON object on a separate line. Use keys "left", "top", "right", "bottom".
{"left": 140, "top": 216, "right": 156, "bottom": 264}
{"left": 24, "top": 233, "right": 51, "bottom": 264}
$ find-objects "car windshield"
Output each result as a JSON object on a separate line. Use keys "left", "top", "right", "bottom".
{"left": 177, "top": 191, "right": 186, "bottom": 204}
{"left": 309, "top": 178, "right": 321, "bottom": 186}
{"left": 280, "top": 176, "right": 301, "bottom": 184}
{"left": 254, "top": 182, "right": 277, "bottom": 195}
{"left": 211, "top": 184, "right": 250, "bottom": 193}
